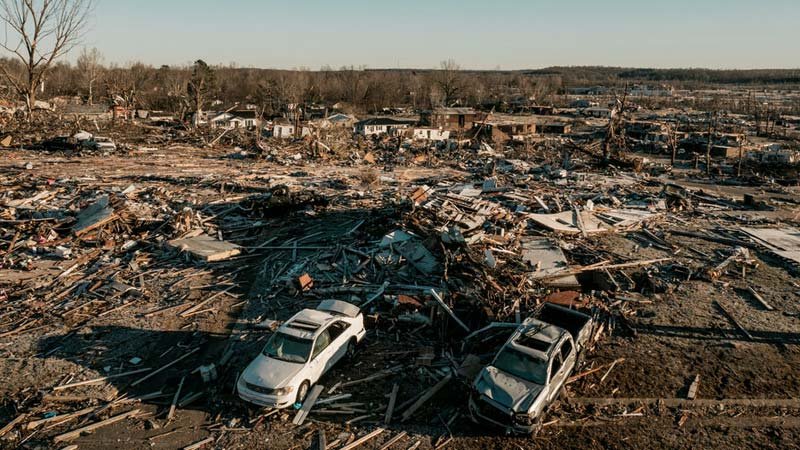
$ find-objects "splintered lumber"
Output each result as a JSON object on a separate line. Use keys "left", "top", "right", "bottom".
{"left": 54, "top": 409, "right": 140, "bottom": 443}
{"left": 168, "top": 234, "right": 240, "bottom": 262}
{"left": 687, "top": 374, "right": 701, "bottom": 400}
{"left": 569, "top": 397, "right": 800, "bottom": 408}
{"left": 385, "top": 383, "right": 399, "bottom": 424}
{"left": 339, "top": 428, "right": 385, "bottom": 450}
{"left": 131, "top": 348, "right": 199, "bottom": 386}
{"left": 0, "top": 413, "right": 27, "bottom": 437}
{"left": 713, "top": 300, "right": 754, "bottom": 341}
{"left": 73, "top": 195, "right": 116, "bottom": 236}
{"left": 407, "top": 441, "right": 422, "bottom": 450}
{"left": 292, "top": 384, "right": 324, "bottom": 425}
{"left": 401, "top": 373, "right": 453, "bottom": 422}
{"left": 25, "top": 406, "right": 95, "bottom": 430}
{"left": 379, "top": 431, "right": 408, "bottom": 450}
{"left": 539, "top": 258, "right": 671, "bottom": 280}
{"left": 429, "top": 290, "right": 470, "bottom": 333}
{"left": 747, "top": 287, "right": 774, "bottom": 311}
{"left": 168, "top": 376, "right": 186, "bottom": 420}
{"left": 183, "top": 437, "right": 214, "bottom": 450}
{"left": 54, "top": 368, "right": 152, "bottom": 391}
{"left": 567, "top": 358, "right": 624, "bottom": 384}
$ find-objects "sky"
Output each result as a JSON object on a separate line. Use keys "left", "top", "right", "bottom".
{"left": 79, "top": 0, "right": 800, "bottom": 70}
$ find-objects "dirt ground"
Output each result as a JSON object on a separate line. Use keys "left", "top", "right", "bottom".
{"left": 2, "top": 147, "right": 800, "bottom": 450}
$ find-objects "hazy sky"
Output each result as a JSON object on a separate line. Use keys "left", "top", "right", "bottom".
{"left": 81, "top": 0, "right": 800, "bottom": 70}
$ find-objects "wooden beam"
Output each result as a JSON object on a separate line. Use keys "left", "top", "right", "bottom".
{"left": 168, "top": 376, "right": 185, "bottom": 420}
{"left": 379, "top": 431, "right": 408, "bottom": 450}
{"left": 53, "top": 368, "right": 152, "bottom": 391}
{"left": 385, "top": 383, "right": 399, "bottom": 425}
{"left": 429, "top": 290, "right": 470, "bottom": 333}
{"left": 131, "top": 348, "right": 199, "bottom": 386}
{"left": 401, "top": 374, "right": 453, "bottom": 422}
{"left": 339, "top": 428, "right": 385, "bottom": 450}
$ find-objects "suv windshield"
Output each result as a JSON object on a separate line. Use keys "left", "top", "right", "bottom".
{"left": 493, "top": 347, "right": 548, "bottom": 385}
{"left": 262, "top": 332, "right": 312, "bottom": 363}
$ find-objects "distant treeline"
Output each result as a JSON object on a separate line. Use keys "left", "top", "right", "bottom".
{"left": 525, "top": 66, "right": 800, "bottom": 86}
{"left": 2, "top": 56, "right": 798, "bottom": 116}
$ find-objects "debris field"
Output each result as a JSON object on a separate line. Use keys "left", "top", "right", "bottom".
{"left": 1, "top": 140, "right": 800, "bottom": 450}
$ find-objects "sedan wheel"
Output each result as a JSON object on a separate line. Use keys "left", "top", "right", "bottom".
{"left": 346, "top": 339, "right": 357, "bottom": 359}
{"left": 296, "top": 381, "right": 310, "bottom": 405}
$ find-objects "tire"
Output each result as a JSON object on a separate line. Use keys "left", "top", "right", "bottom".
{"left": 296, "top": 381, "right": 310, "bottom": 405}
{"left": 345, "top": 338, "right": 357, "bottom": 359}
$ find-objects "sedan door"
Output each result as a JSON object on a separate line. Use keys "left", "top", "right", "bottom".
{"left": 307, "top": 328, "right": 333, "bottom": 383}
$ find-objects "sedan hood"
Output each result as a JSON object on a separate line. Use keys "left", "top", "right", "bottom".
{"left": 242, "top": 354, "right": 304, "bottom": 388}
{"left": 474, "top": 366, "right": 545, "bottom": 414}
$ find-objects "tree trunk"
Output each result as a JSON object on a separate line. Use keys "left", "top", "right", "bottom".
{"left": 88, "top": 79, "right": 94, "bottom": 105}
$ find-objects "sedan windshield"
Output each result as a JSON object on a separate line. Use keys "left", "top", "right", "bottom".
{"left": 493, "top": 347, "right": 548, "bottom": 385}
{"left": 262, "top": 332, "right": 312, "bottom": 363}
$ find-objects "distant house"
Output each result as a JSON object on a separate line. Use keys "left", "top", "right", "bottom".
{"left": 323, "top": 113, "right": 356, "bottom": 128}
{"left": 412, "top": 128, "right": 450, "bottom": 141}
{"left": 210, "top": 110, "right": 261, "bottom": 129}
{"left": 421, "top": 107, "right": 483, "bottom": 131}
{"left": 354, "top": 117, "right": 415, "bottom": 136}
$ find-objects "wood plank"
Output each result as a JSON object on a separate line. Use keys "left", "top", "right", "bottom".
{"left": 54, "top": 409, "right": 140, "bottom": 443}
{"left": 385, "top": 383, "right": 399, "bottom": 425}
{"left": 183, "top": 437, "right": 214, "bottom": 450}
{"left": 292, "top": 384, "right": 324, "bottom": 425}
{"left": 379, "top": 431, "right": 408, "bottom": 450}
{"left": 429, "top": 290, "right": 469, "bottom": 333}
{"left": 168, "top": 376, "right": 185, "bottom": 420}
{"left": 0, "top": 413, "right": 27, "bottom": 437}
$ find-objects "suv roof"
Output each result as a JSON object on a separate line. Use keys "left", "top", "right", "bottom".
{"left": 505, "top": 317, "right": 567, "bottom": 361}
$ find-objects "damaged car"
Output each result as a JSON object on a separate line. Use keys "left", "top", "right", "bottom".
{"left": 469, "top": 303, "right": 593, "bottom": 434}
{"left": 237, "top": 300, "right": 366, "bottom": 408}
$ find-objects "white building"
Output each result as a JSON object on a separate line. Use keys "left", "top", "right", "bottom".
{"left": 354, "top": 117, "right": 415, "bottom": 136}
{"left": 272, "top": 124, "right": 311, "bottom": 139}
{"left": 412, "top": 128, "right": 451, "bottom": 141}
{"left": 209, "top": 110, "right": 261, "bottom": 129}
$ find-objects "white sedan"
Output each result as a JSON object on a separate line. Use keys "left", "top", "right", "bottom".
{"left": 237, "top": 300, "right": 366, "bottom": 408}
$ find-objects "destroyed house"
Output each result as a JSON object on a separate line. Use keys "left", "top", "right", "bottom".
{"left": 421, "top": 107, "right": 483, "bottom": 131}
{"left": 354, "top": 117, "right": 415, "bottom": 136}
{"left": 478, "top": 120, "right": 537, "bottom": 143}
{"left": 540, "top": 122, "right": 572, "bottom": 134}
{"left": 61, "top": 103, "right": 112, "bottom": 120}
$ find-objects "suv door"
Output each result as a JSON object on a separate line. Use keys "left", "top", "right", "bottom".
{"left": 547, "top": 341, "right": 568, "bottom": 402}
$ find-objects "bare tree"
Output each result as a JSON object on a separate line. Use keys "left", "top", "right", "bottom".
{"left": 187, "top": 59, "right": 216, "bottom": 127}
{"left": 0, "top": 0, "right": 93, "bottom": 117}
{"left": 433, "top": 59, "right": 462, "bottom": 106}
{"left": 76, "top": 46, "right": 101, "bottom": 104}
{"left": 705, "top": 111, "right": 718, "bottom": 176}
